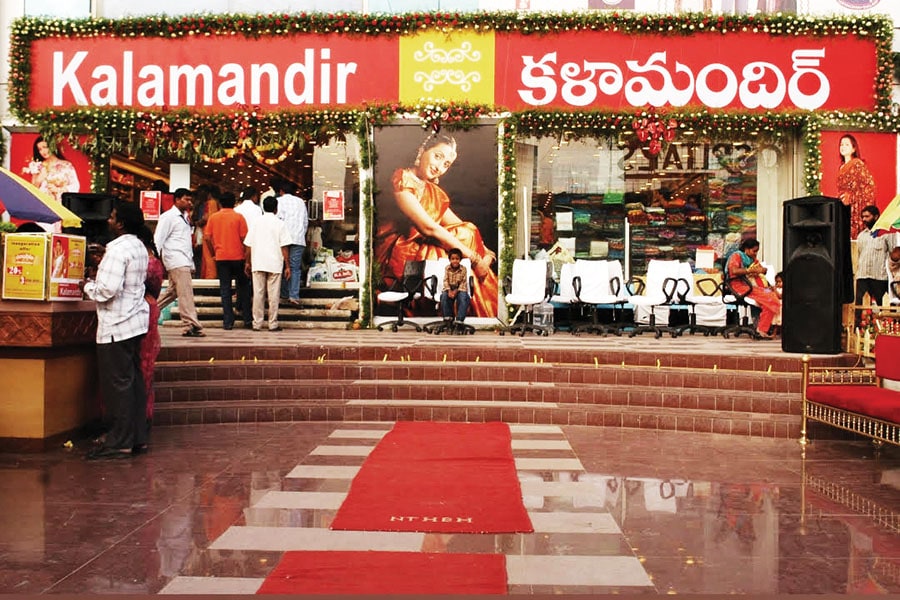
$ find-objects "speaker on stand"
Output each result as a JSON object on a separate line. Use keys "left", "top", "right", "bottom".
{"left": 781, "top": 196, "right": 851, "bottom": 354}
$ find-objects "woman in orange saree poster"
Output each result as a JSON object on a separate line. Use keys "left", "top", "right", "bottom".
{"left": 374, "top": 131, "right": 499, "bottom": 318}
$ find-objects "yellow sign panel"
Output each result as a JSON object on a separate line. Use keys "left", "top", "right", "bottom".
{"left": 399, "top": 31, "right": 494, "bottom": 105}
{"left": 2, "top": 233, "right": 49, "bottom": 300}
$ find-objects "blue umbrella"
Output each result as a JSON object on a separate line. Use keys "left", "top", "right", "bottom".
{"left": 0, "top": 166, "right": 82, "bottom": 227}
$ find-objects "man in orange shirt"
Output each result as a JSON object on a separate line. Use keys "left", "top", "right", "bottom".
{"left": 205, "top": 191, "right": 250, "bottom": 330}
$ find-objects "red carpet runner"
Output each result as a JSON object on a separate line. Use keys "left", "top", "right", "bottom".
{"left": 257, "top": 551, "right": 507, "bottom": 594}
{"left": 330, "top": 421, "right": 533, "bottom": 533}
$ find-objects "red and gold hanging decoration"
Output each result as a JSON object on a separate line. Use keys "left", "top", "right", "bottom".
{"left": 632, "top": 108, "right": 677, "bottom": 155}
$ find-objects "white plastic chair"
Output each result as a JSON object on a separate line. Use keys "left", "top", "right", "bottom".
{"left": 376, "top": 259, "right": 425, "bottom": 332}
{"left": 572, "top": 259, "right": 626, "bottom": 336}
{"left": 627, "top": 259, "right": 681, "bottom": 338}
{"left": 503, "top": 259, "right": 552, "bottom": 336}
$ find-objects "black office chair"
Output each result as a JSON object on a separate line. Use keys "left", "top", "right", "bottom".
{"left": 721, "top": 275, "right": 763, "bottom": 339}
{"left": 376, "top": 260, "right": 426, "bottom": 332}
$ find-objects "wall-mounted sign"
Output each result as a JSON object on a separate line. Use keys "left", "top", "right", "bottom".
{"left": 140, "top": 190, "right": 161, "bottom": 220}
{"left": 323, "top": 190, "right": 345, "bottom": 221}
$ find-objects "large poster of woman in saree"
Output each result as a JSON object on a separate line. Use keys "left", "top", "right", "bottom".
{"left": 373, "top": 122, "right": 500, "bottom": 319}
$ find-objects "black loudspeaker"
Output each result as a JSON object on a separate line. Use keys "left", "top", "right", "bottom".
{"left": 61, "top": 193, "right": 117, "bottom": 245}
{"left": 782, "top": 196, "right": 851, "bottom": 354}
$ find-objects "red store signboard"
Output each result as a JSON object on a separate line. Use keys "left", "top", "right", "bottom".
{"left": 494, "top": 30, "right": 878, "bottom": 112}
{"left": 27, "top": 29, "right": 878, "bottom": 113}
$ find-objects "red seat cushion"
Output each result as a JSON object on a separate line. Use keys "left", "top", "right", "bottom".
{"left": 806, "top": 385, "right": 900, "bottom": 423}
{"left": 875, "top": 335, "right": 900, "bottom": 381}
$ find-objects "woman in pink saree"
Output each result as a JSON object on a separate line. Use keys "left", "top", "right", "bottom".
{"left": 375, "top": 134, "right": 499, "bottom": 317}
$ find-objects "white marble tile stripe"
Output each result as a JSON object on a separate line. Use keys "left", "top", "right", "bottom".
{"left": 326, "top": 425, "right": 563, "bottom": 438}
{"left": 159, "top": 555, "right": 653, "bottom": 593}
{"left": 309, "top": 445, "right": 374, "bottom": 456}
{"left": 515, "top": 457, "right": 584, "bottom": 471}
{"left": 159, "top": 576, "right": 264, "bottom": 595}
{"left": 511, "top": 439, "right": 572, "bottom": 450}
{"left": 254, "top": 491, "right": 345, "bottom": 509}
{"left": 506, "top": 555, "right": 653, "bottom": 587}
{"left": 518, "top": 480, "right": 612, "bottom": 499}
{"left": 285, "top": 465, "right": 360, "bottom": 479}
{"left": 526, "top": 512, "right": 621, "bottom": 534}
{"left": 209, "top": 525, "right": 425, "bottom": 552}
{"left": 508, "top": 424, "right": 563, "bottom": 434}
{"left": 328, "top": 429, "right": 389, "bottom": 439}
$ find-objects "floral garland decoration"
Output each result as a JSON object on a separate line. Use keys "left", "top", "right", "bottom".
{"left": 415, "top": 99, "right": 488, "bottom": 132}
{"left": 250, "top": 141, "right": 296, "bottom": 165}
{"left": 498, "top": 121, "right": 518, "bottom": 289}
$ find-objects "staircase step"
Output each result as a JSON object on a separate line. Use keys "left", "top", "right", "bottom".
{"left": 152, "top": 398, "right": 800, "bottom": 438}
{"left": 161, "top": 280, "right": 359, "bottom": 328}
{"left": 154, "top": 359, "right": 800, "bottom": 394}
{"left": 153, "top": 376, "right": 799, "bottom": 416}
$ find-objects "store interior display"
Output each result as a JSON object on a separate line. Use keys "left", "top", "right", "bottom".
{"left": 528, "top": 138, "right": 760, "bottom": 278}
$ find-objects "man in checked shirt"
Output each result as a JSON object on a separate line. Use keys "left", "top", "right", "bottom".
{"left": 83, "top": 200, "right": 149, "bottom": 460}
{"left": 440, "top": 248, "right": 471, "bottom": 327}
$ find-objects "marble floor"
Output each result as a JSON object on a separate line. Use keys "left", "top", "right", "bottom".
{"left": 0, "top": 421, "right": 897, "bottom": 595}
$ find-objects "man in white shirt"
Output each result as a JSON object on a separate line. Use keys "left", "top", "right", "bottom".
{"left": 274, "top": 178, "right": 308, "bottom": 305}
{"left": 155, "top": 188, "right": 204, "bottom": 337}
{"left": 83, "top": 200, "right": 149, "bottom": 459}
{"left": 245, "top": 196, "right": 292, "bottom": 331}
{"left": 235, "top": 186, "right": 263, "bottom": 232}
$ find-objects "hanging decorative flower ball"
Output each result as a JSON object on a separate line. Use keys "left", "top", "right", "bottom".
{"left": 631, "top": 107, "right": 677, "bottom": 155}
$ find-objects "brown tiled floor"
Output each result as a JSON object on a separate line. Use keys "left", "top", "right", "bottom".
{"left": 0, "top": 421, "right": 897, "bottom": 594}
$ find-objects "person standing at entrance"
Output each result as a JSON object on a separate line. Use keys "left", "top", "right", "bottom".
{"left": 83, "top": 200, "right": 149, "bottom": 460}
{"left": 205, "top": 191, "right": 251, "bottom": 330}
{"left": 235, "top": 186, "right": 263, "bottom": 232}
{"left": 245, "top": 196, "right": 292, "bottom": 331}
{"left": 274, "top": 179, "right": 308, "bottom": 306}
{"left": 855, "top": 205, "right": 891, "bottom": 307}
{"left": 156, "top": 188, "right": 205, "bottom": 337}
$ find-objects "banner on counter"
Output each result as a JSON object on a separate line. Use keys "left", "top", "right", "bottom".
{"left": 2, "top": 233, "right": 49, "bottom": 300}
{"left": 27, "top": 27, "right": 878, "bottom": 113}
{"left": 48, "top": 234, "right": 86, "bottom": 301}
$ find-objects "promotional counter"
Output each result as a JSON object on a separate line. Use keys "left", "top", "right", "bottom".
{"left": 0, "top": 232, "right": 98, "bottom": 451}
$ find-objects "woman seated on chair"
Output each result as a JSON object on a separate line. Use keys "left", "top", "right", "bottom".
{"left": 726, "top": 238, "right": 782, "bottom": 339}
{"left": 374, "top": 133, "right": 498, "bottom": 317}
